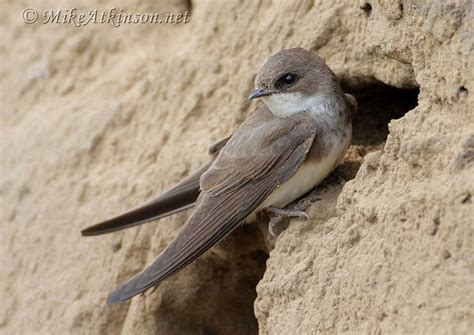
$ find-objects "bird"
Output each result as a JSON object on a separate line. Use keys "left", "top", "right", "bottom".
{"left": 81, "top": 48, "right": 357, "bottom": 304}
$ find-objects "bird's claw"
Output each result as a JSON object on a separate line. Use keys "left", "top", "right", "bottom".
{"left": 262, "top": 206, "right": 310, "bottom": 238}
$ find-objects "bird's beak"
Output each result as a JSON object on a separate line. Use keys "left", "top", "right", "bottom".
{"left": 249, "top": 88, "right": 273, "bottom": 100}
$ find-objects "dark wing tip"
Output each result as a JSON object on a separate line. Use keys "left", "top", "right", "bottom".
{"left": 106, "top": 281, "right": 133, "bottom": 304}
{"left": 106, "top": 289, "right": 126, "bottom": 305}
{"left": 80, "top": 225, "right": 103, "bottom": 236}
{"left": 81, "top": 230, "right": 91, "bottom": 237}
{"left": 106, "top": 277, "right": 154, "bottom": 304}
{"left": 80, "top": 221, "right": 120, "bottom": 236}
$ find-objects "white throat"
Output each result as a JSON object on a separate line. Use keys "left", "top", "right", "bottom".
{"left": 262, "top": 92, "right": 341, "bottom": 119}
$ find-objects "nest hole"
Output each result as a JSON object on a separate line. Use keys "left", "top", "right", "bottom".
{"left": 337, "top": 82, "right": 419, "bottom": 180}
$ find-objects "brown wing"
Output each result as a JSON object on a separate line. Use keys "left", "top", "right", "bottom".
{"left": 107, "top": 106, "right": 316, "bottom": 304}
{"left": 81, "top": 163, "right": 208, "bottom": 236}
{"left": 81, "top": 136, "right": 232, "bottom": 236}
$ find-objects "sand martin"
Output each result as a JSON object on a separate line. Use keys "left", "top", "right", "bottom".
{"left": 82, "top": 48, "right": 357, "bottom": 304}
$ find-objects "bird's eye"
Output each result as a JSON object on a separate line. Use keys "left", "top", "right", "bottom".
{"left": 280, "top": 73, "right": 297, "bottom": 85}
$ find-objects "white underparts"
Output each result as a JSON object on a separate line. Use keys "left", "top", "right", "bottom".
{"left": 247, "top": 91, "right": 350, "bottom": 222}
{"left": 256, "top": 129, "right": 350, "bottom": 212}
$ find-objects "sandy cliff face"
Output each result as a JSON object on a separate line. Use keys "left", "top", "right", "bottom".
{"left": 1, "top": 0, "right": 472, "bottom": 334}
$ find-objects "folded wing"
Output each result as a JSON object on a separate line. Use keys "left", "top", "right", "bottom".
{"left": 81, "top": 136, "right": 234, "bottom": 236}
{"left": 81, "top": 163, "right": 210, "bottom": 236}
{"left": 107, "top": 107, "right": 317, "bottom": 303}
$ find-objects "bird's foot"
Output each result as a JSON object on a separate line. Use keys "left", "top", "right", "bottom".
{"left": 264, "top": 206, "right": 310, "bottom": 220}
{"left": 261, "top": 206, "right": 310, "bottom": 238}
